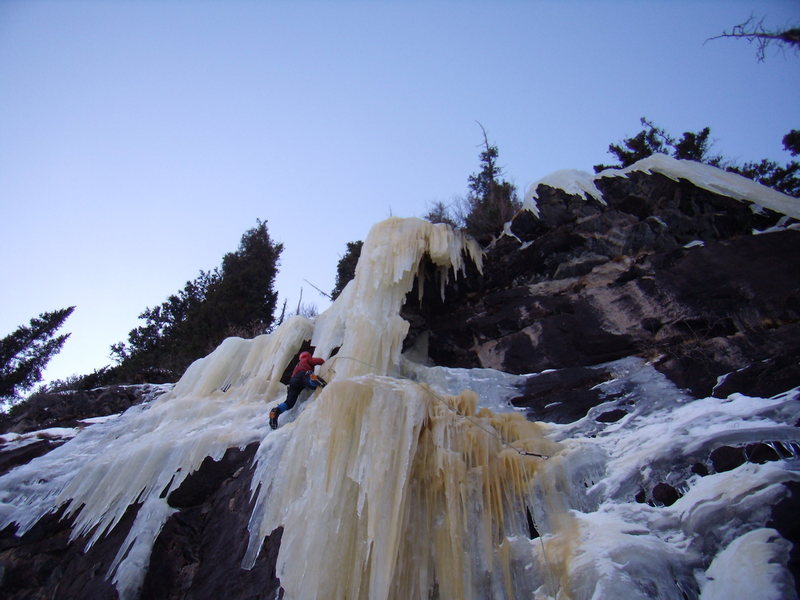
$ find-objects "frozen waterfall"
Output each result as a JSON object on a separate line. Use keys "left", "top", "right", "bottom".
{"left": 1, "top": 217, "right": 798, "bottom": 600}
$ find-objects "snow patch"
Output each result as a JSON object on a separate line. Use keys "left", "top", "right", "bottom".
{"left": 523, "top": 169, "right": 605, "bottom": 214}
{"left": 700, "top": 528, "right": 795, "bottom": 600}
{"left": 0, "top": 426, "right": 79, "bottom": 450}
{"left": 522, "top": 154, "right": 799, "bottom": 222}
{"left": 600, "top": 154, "right": 800, "bottom": 220}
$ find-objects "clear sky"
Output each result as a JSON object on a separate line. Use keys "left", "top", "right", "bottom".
{"left": 1, "top": 0, "right": 798, "bottom": 386}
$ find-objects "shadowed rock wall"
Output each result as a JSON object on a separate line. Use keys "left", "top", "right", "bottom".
{"left": 405, "top": 174, "right": 800, "bottom": 399}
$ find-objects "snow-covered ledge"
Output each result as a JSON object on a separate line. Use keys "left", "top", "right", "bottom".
{"left": 523, "top": 154, "right": 800, "bottom": 221}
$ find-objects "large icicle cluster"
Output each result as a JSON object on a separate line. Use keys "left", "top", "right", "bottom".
{"left": 0, "top": 315, "right": 318, "bottom": 599}
{"left": 244, "top": 377, "right": 559, "bottom": 599}
{"left": 1, "top": 217, "right": 526, "bottom": 600}
{"left": 310, "top": 217, "right": 483, "bottom": 379}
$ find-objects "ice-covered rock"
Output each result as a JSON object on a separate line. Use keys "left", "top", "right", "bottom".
{"left": 1, "top": 173, "right": 799, "bottom": 600}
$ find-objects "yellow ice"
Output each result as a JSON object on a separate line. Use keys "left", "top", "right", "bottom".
{"left": 247, "top": 376, "right": 561, "bottom": 600}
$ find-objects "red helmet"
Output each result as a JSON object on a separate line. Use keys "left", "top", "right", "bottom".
{"left": 299, "top": 351, "right": 311, "bottom": 361}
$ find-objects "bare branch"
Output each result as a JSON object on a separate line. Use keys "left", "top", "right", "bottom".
{"left": 303, "top": 279, "right": 333, "bottom": 300}
{"left": 475, "top": 120, "right": 487, "bottom": 146}
{"left": 707, "top": 15, "right": 800, "bottom": 62}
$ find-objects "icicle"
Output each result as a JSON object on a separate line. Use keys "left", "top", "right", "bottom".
{"left": 789, "top": 442, "right": 800, "bottom": 458}
{"left": 772, "top": 441, "right": 792, "bottom": 459}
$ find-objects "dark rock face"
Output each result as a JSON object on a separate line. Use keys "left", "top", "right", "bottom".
{"left": 710, "top": 446, "right": 747, "bottom": 473}
{"left": 510, "top": 365, "right": 615, "bottom": 424}
{"left": 712, "top": 354, "right": 800, "bottom": 400}
{"left": 596, "top": 408, "right": 627, "bottom": 423}
{"left": 142, "top": 444, "right": 282, "bottom": 600}
{"left": 406, "top": 176, "right": 800, "bottom": 400}
{"left": 651, "top": 483, "right": 680, "bottom": 507}
{"left": 769, "top": 481, "right": 800, "bottom": 597}
{"left": 0, "top": 504, "right": 136, "bottom": 599}
{"left": 0, "top": 438, "right": 63, "bottom": 476}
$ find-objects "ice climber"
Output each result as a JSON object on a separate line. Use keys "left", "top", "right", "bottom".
{"left": 269, "top": 351, "right": 326, "bottom": 429}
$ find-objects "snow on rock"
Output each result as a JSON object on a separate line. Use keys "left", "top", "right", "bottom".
{"left": 0, "top": 427, "right": 79, "bottom": 449}
{"left": 524, "top": 154, "right": 799, "bottom": 220}
{"left": 700, "top": 528, "right": 795, "bottom": 600}
{"left": 605, "top": 154, "right": 800, "bottom": 220}
{"left": 565, "top": 507, "right": 696, "bottom": 600}
{"left": 523, "top": 169, "right": 605, "bottom": 215}
{"left": 535, "top": 358, "right": 800, "bottom": 600}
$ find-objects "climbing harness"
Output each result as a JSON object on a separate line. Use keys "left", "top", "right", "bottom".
{"left": 310, "top": 373, "right": 328, "bottom": 388}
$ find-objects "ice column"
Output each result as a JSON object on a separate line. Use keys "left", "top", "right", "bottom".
{"left": 245, "top": 376, "right": 559, "bottom": 599}
{"left": 245, "top": 217, "right": 563, "bottom": 599}
{"left": 311, "top": 217, "right": 482, "bottom": 380}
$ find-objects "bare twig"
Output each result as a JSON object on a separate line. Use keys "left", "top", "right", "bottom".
{"left": 707, "top": 15, "right": 800, "bottom": 62}
{"left": 303, "top": 279, "right": 333, "bottom": 300}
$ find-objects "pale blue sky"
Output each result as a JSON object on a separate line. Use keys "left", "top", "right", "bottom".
{"left": 1, "top": 0, "right": 798, "bottom": 384}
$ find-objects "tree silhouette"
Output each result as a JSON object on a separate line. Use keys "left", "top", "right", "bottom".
{"left": 462, "top": 124, "right": 520, "bottom": 245}
{"left": 331, "top": 240, "right": 363, "bottom": 300}
{"left": 1, "top": 307, "right": 75, "bottom": 401}
{"left": 708, "top": 16, "right": 800, "bottom": 62}
{"left": 110, "top": 220, "right": 283, "bottom": 382}
{"left": 595, "top": 118, "right": 799, "bottom": 197}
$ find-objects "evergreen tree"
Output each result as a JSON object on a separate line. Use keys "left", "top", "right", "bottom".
{"left": 597, "top": 121, "right": 669, "bottom": 170}
{"left": 672, "top": 127, "right": 719, "bottom": 164}
{"left": 595, "top": 118, "right": 798, "bottom": 197}
{"left": 331, "top": 240, "right": 363, "bottom": 300}
{"left": 462, "top": 125, "right": 521, "bottom": 245}
{"left": 110, "top": 220, "right": 283, "bottom": 381}
{"left": 783, "top": 130, "right": 800, "bottom": 156}
{"left": 0, "top": 307, "right": 75, "bottom": 401}
{"left": 423, "top": 200, "right": 457, "bottom": 227}
{"left": 594, "top": 118, "right": 720, "bottom": 171}
{"left": 201, "top": 219, "right": 283, "bottom": 344}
